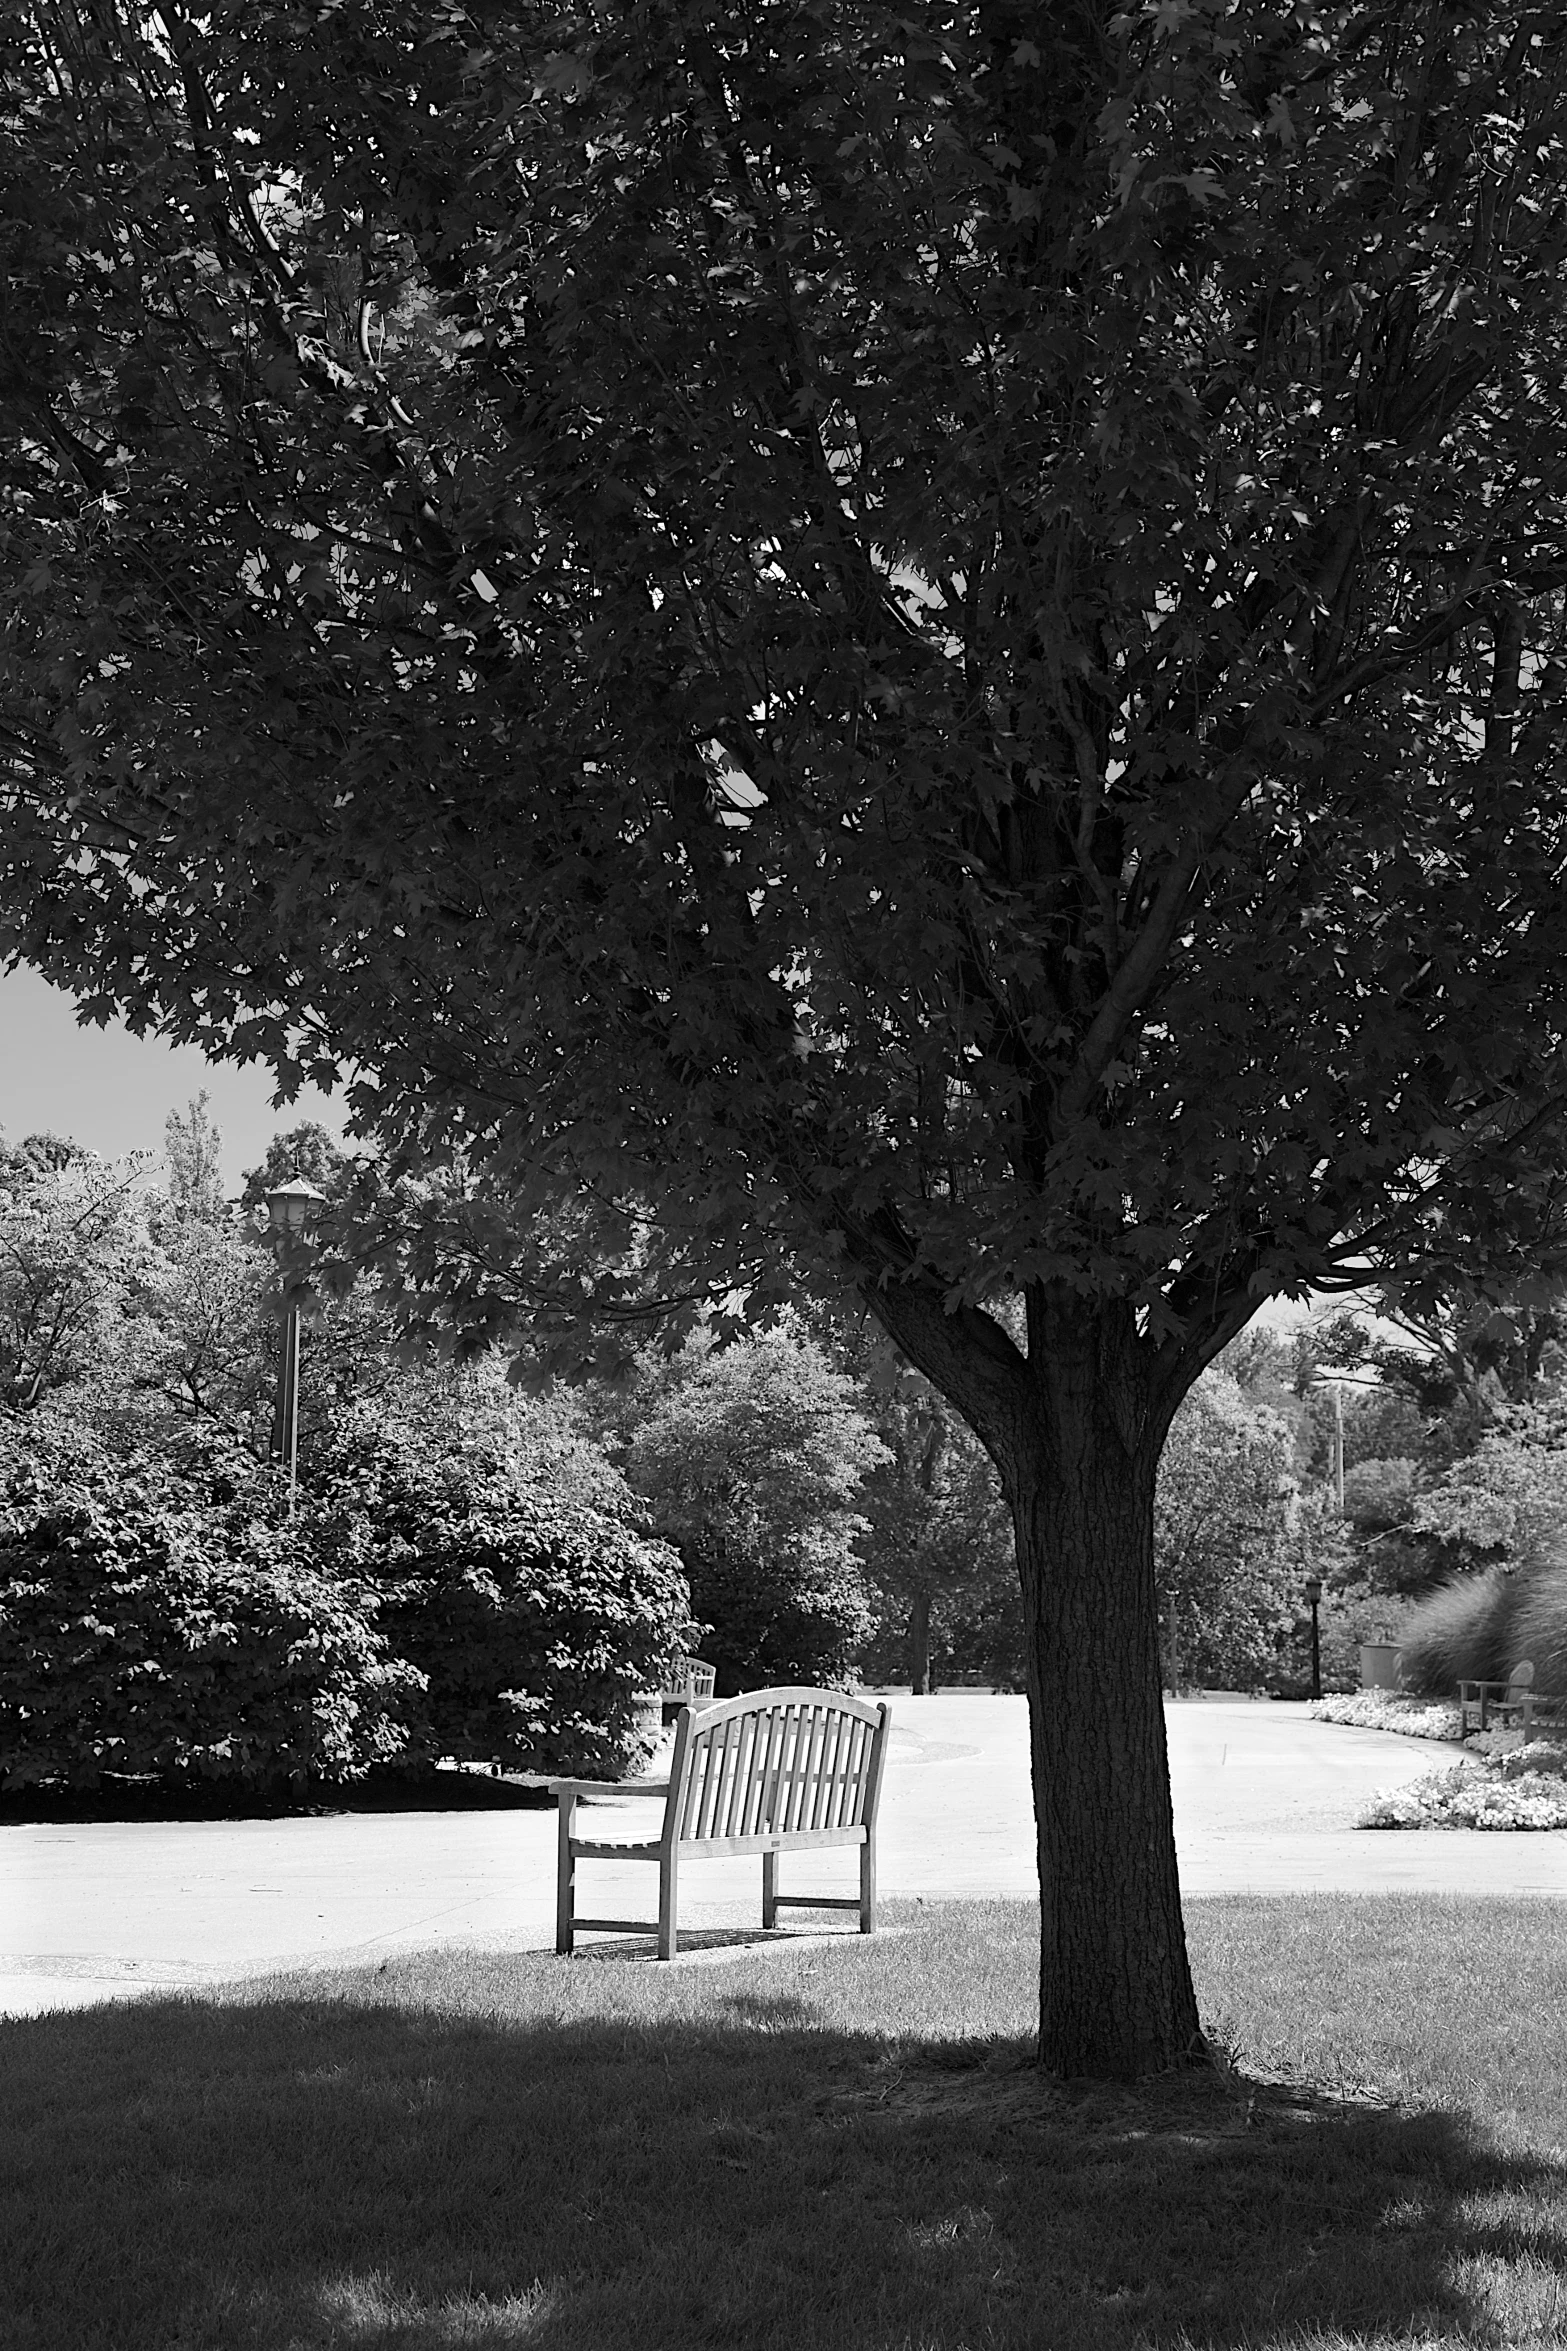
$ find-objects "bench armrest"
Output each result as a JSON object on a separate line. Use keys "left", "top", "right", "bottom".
{"left": 549, "top": 1777, "right": 672, "bottom": 1798}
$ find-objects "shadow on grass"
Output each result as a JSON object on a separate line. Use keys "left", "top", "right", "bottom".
{"left": 4, "top": 1977, "right": 1563, "bottom": 2351}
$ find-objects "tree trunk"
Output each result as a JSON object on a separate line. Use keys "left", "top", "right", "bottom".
{"left": 1005, "top": 1384, "right": 1200, "bottom": 2075}
{"left": 864, "top": 1281, "right": 1204, "bottom": 2080}
{"left": 907, "top": 1585, "right": 933, "bottom": 1694}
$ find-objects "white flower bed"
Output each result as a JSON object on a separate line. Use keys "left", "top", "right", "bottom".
{"left": 1360, "top": 1739, "right": 1567, "bottom": 1830}
{"left": 1309, "top": 1691, "right": 1463, "bottom": 1740}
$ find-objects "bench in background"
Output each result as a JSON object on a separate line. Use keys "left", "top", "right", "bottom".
{"left": 1459, "top": 1660, "right": 1567, "bottom": 1737}
{"left": 551, "top": 1687, "right": 891, "bottom": 1960}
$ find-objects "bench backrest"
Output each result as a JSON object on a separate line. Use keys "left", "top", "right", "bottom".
{"left": 1509, "top": 1662, "right": 1536, "bottom": 1694}
{"left": 666, "top": 1688, "right": 889, "bottom": 1846}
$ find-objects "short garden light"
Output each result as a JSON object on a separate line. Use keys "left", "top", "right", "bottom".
{"left": 1303, "top": 1574, "right": 1324, "bottom": 1701}
{"left": 262, "top": 1176, "right": 326, "bottom": 1504}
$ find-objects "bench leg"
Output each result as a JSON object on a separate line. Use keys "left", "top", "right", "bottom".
{"left": 658, "top": 1842, "right": 680, "bottom": 1960}
{"left": 859, "top": 1835, "right": 876, "bottom": 1935}
{"left": 762, "top": 1849, "right": 778, "bottom": 1930}
{"left": 556, "top": 1794, "right": 577, "bottom": 1955}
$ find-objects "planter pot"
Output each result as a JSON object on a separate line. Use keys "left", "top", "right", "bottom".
{"left": 1359, "top": 1642, "right": 1404, "bottom": 1691}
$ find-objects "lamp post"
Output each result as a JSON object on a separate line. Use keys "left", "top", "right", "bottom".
{"left": 262, "top": 1177, "right": 325, "bottom": 1506}
{"left": 1303, "top": 1574, "right": 1323, "bottom": 1701}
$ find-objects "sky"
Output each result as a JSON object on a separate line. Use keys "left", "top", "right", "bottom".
{"left": 0, "top": 960, "right": 349, "bottom": 1192}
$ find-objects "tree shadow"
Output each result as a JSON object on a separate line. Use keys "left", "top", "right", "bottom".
{"left": 0, "top": 1766, "right": 551, "bottom": 1825}
{"left": 568, "top": 1924, "right": 854, "bottom": 1966}
{"left": 4, "top": 1979, "right": 1562, "bottom": 2350}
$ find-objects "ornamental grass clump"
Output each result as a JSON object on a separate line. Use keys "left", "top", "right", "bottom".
{"left": 1396, "top": 1567, "right": 1517, "bottom": 1695}
{"left": 1504, "top": 1566, "right": 1567, "bottom": 1695}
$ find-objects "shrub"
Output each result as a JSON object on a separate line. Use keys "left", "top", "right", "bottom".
{"left": 0, "top": 1451, "right": 417, "bottom": 1792}
{"left": 305, "top": 1418, "right": 690, "bottom": 1778}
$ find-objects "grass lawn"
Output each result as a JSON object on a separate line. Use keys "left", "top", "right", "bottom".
{"left": 5, "top": 1895, "right": 1566, "bottom": 2349}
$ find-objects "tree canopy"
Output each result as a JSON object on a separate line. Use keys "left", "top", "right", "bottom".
{"left": 4, "top": 0, "right": 1567, "bottom": 2075}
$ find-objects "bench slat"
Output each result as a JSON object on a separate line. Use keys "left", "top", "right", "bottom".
{"left": 819, "top": 1706, "right": 842, "bottom": 1828}
{"left": 722, "top": 1709, "right": 756, "bottom": 1840}
{"left": 745, "top": 1703, "right": 786, "bottom": 1839}
{"left": 781, "top": 1703, "right": 810, "bottom": 1834}
{"left": 785, "top": 1705, "right": 813, "bottom": 1835}
{"left": 696, "top": 1714, "right": 732, "bottom": 1840}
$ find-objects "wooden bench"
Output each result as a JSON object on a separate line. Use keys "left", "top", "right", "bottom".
{"left": 551, "top": 1687, "right": 891, "bottom": 1960}
{"left": 1459, "top": 1661, "right": 1567, "bottom": 1737}
{"left": 656, "top": 1653, "right": 717, "bottom": 1709}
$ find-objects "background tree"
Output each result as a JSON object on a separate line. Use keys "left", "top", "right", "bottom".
{"left": 1409, "top": 1383, "right": 1567, "bottom": 1582}
{"left": 6, "top": 2, "right": 1567, "bottom": 2075}
{"left": 163, "top": 1092, "right": 228, "bottom": 1228}
{"left": 618, "top": 1324, "right": 884, "bottom": 1695}
{"left": 238, "top": 1125, "right": 356, "bottom": 1219}
{"left": 854, "top": 1340, "right": 1015, "bottom": 1694}
{"left": 0, "top": 1148, "right": 152, "bottom": 1409}
{"left": 1154, "top": 1372, "right": 1301, "bottom": 1695}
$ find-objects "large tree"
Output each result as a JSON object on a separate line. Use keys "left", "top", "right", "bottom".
{"left": 5, "top": 0, "right": 1567, "bottom": 2074}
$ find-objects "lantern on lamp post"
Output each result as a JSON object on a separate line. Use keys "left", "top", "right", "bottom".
{"left": 262, "top": 1177, "right": 325, "bottom": 1504}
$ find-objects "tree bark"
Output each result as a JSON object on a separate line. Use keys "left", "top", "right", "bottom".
{"left": 863, "top": 1278, "right": 1204, "bottom": 2079}
{"left": 1009, "top": 1407, "right": 1199, "bottom": 2078}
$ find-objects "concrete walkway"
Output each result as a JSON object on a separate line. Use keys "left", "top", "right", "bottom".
{"left": 4, "top": 1697, "right": 1563, "bottom": 2018}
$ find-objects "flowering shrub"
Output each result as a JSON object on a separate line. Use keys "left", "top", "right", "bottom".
{"left": 1310, "top": 1692, "right": 1463, "bottom": 1740}
{"left": 1360, "top": 1742, "right": 1567, "bottom": 1830}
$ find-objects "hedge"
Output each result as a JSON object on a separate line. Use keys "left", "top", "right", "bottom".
{"left": 0, "top": 1453, "right": 417, "bottom": 1791}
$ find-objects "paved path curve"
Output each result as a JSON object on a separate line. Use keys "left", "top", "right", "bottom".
{"left": 3, "top": 1697, "right": 1562, "bottom": 2017}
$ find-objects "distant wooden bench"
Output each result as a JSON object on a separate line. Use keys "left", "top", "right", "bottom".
{"left": 656, "top": 1653, "right": 717, "bottom": 1708}
{"left": 551, "top": 1687, "right": 891, "bottom": 1960}
{"left": 1459, "top": 1661, "right": 1567, "bottom": 1737}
